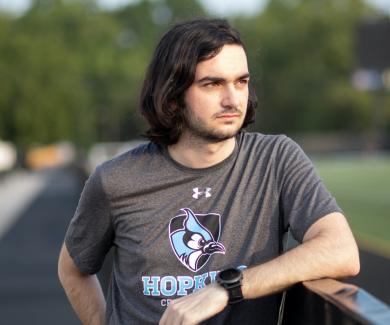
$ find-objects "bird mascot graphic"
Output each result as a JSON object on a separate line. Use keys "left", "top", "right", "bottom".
{"left": 169, "top": 208, "right": 225, "bottom": 272}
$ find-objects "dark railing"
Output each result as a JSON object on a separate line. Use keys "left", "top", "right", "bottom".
{"left": 282, "top": 278, "right": 390, "bottom": 325}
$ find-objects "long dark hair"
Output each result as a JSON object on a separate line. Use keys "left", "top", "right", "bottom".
{"left": 140, "top": 18, "right": 257, "bottom": 146}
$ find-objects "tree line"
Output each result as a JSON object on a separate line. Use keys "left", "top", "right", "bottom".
{"left": 0, "top": 0, "right": 388, "bottom": 149}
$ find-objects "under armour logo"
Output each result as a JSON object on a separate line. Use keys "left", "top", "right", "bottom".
{"left": 192, "top": 187, "right": 212, "bottom": 199}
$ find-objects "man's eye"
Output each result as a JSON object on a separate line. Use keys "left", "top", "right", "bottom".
{"left": 238, "top": 79, "right": 249, "bottom": 85}
{"left": 204, "top": 82, "right": 220, "bottom": 87}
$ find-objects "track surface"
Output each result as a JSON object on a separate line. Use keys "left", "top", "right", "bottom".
{"left": 0, "top": 168, "right": 388, "bottom": 324}
{"left": 0, "top": 168, "right": 82, "bottom": 325}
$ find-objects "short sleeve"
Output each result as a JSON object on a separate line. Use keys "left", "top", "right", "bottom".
{"left": 64, "top": 165, "right": 114, "bottom": 274}
{"left": 277, "top": 137, "right": 342, "bottom": 242}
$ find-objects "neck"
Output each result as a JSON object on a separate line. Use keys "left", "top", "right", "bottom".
{"left": 167, "top": 133, "right": 237, "bottom": 169}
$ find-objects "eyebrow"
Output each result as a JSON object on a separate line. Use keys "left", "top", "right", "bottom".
{"left": 195, "top": 73, "right": 250, "bottom": 84}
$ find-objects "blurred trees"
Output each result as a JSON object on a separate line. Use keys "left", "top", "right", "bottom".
{"left": 237, "top": 0, "right": 383, "bottom": 134}
{"left": 0, "top": 0, "right": 388, "bottom": 149}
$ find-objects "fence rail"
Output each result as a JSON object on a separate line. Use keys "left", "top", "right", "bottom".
{"left": 282, "top": 278, "right": 390, "bottom": 325}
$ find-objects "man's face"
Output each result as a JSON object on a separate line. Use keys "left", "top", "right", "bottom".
{"left": 182, "top": 44, "right": 250, "bottom": 142}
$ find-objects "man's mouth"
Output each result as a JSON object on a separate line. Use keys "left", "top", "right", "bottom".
{"left": 217, "top": 114, "right": 240, "bottom": 118}
{"left": 215, "top": 111, "right": 241, "bottom": 119}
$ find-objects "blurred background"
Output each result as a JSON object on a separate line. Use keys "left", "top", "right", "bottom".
{"left": 0, "top": 0, "right": 389, "bottom": 324}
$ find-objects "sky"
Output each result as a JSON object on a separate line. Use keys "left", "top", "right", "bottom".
{"left": 0, "top": 0, "right": 390, "bottom": 17}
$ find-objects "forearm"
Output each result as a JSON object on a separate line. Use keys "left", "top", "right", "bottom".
{"left": 58, "top": 245, "right": 106, "bottom": 325}
{"left": 159, "top": 213, "right": 359, "bottom": 323}
{"left": 242, "top": 213, "right": 360, "bottom": 299}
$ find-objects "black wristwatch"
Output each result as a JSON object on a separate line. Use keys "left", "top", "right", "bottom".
{"left": 216, "top": 268, "right": 244, "bottom": 304}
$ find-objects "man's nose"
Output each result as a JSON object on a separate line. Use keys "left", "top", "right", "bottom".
{"left": 221, "top": 85, "right": 240, "bottom": 109}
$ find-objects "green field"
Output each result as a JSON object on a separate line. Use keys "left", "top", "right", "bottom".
{"left": 313, "top": 155, "right": 390, "bottom": 257}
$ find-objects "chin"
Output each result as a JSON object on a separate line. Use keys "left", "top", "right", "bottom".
{"left": 204, "top": 128, "right": 241, "bottom": 142}
{"left": 186, "top": 119, "right": 243, "bottom": 143}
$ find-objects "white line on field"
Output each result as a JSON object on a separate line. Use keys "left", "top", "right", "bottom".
{"left": 0, "top": 171, "right": 48, "bottom": 239}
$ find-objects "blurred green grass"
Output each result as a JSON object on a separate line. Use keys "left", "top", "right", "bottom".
{"left": 313, "top": 155, "right": 390, "bottom": 256}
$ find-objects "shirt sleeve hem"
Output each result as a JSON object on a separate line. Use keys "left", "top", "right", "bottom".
{"left": 292, "top": 207, "right": 344, "bottom": 243}
{"left": 64, "top": 238, "right": 99, "bottom": 275}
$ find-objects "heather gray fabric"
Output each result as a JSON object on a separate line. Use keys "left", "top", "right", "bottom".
{"left": 65, "top": 132, "right": 342, "bottom": 324}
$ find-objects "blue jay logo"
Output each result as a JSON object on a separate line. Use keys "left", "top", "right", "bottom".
{"left": 169, "top": 208, "right": 225, "bottom": 272}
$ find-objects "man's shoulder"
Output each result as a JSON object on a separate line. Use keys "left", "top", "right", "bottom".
{"left": 97, "top": 141, "right": 161, "bottom": 175}
{"left": 239, "top": 132, "right": 292, "bottom": 150}
{"left": 237, "top": 132, "right": 303, "bottom": 166}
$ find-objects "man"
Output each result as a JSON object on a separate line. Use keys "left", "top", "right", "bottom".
{"left": 58, "top": 19, "right": 359, "bottom": 325}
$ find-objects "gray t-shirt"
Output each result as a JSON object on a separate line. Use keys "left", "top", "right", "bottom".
{"left": 65, "top": 132, "right": 341, "bottom": 324}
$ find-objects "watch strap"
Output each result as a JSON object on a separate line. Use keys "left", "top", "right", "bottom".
{"left": 216, "top": 268, "right": 244, "bottom": 304}
{"left": 225, "top": 282, "right": 244, "bottom": 304}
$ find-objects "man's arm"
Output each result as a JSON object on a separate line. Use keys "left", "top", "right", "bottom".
{"left": 58, "top": 243, "right": 106, "bottom": 325}
{"left": 159, "top": 212, "right": 360, "bottom": 325}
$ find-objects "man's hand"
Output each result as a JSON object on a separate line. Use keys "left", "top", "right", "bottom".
{"left": 159, "top": 283, "right": 228, "bottom": 325}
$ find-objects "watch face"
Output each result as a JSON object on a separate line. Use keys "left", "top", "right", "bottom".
{"left": 219, "top": 268, "right": 241, "bottom": 282}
